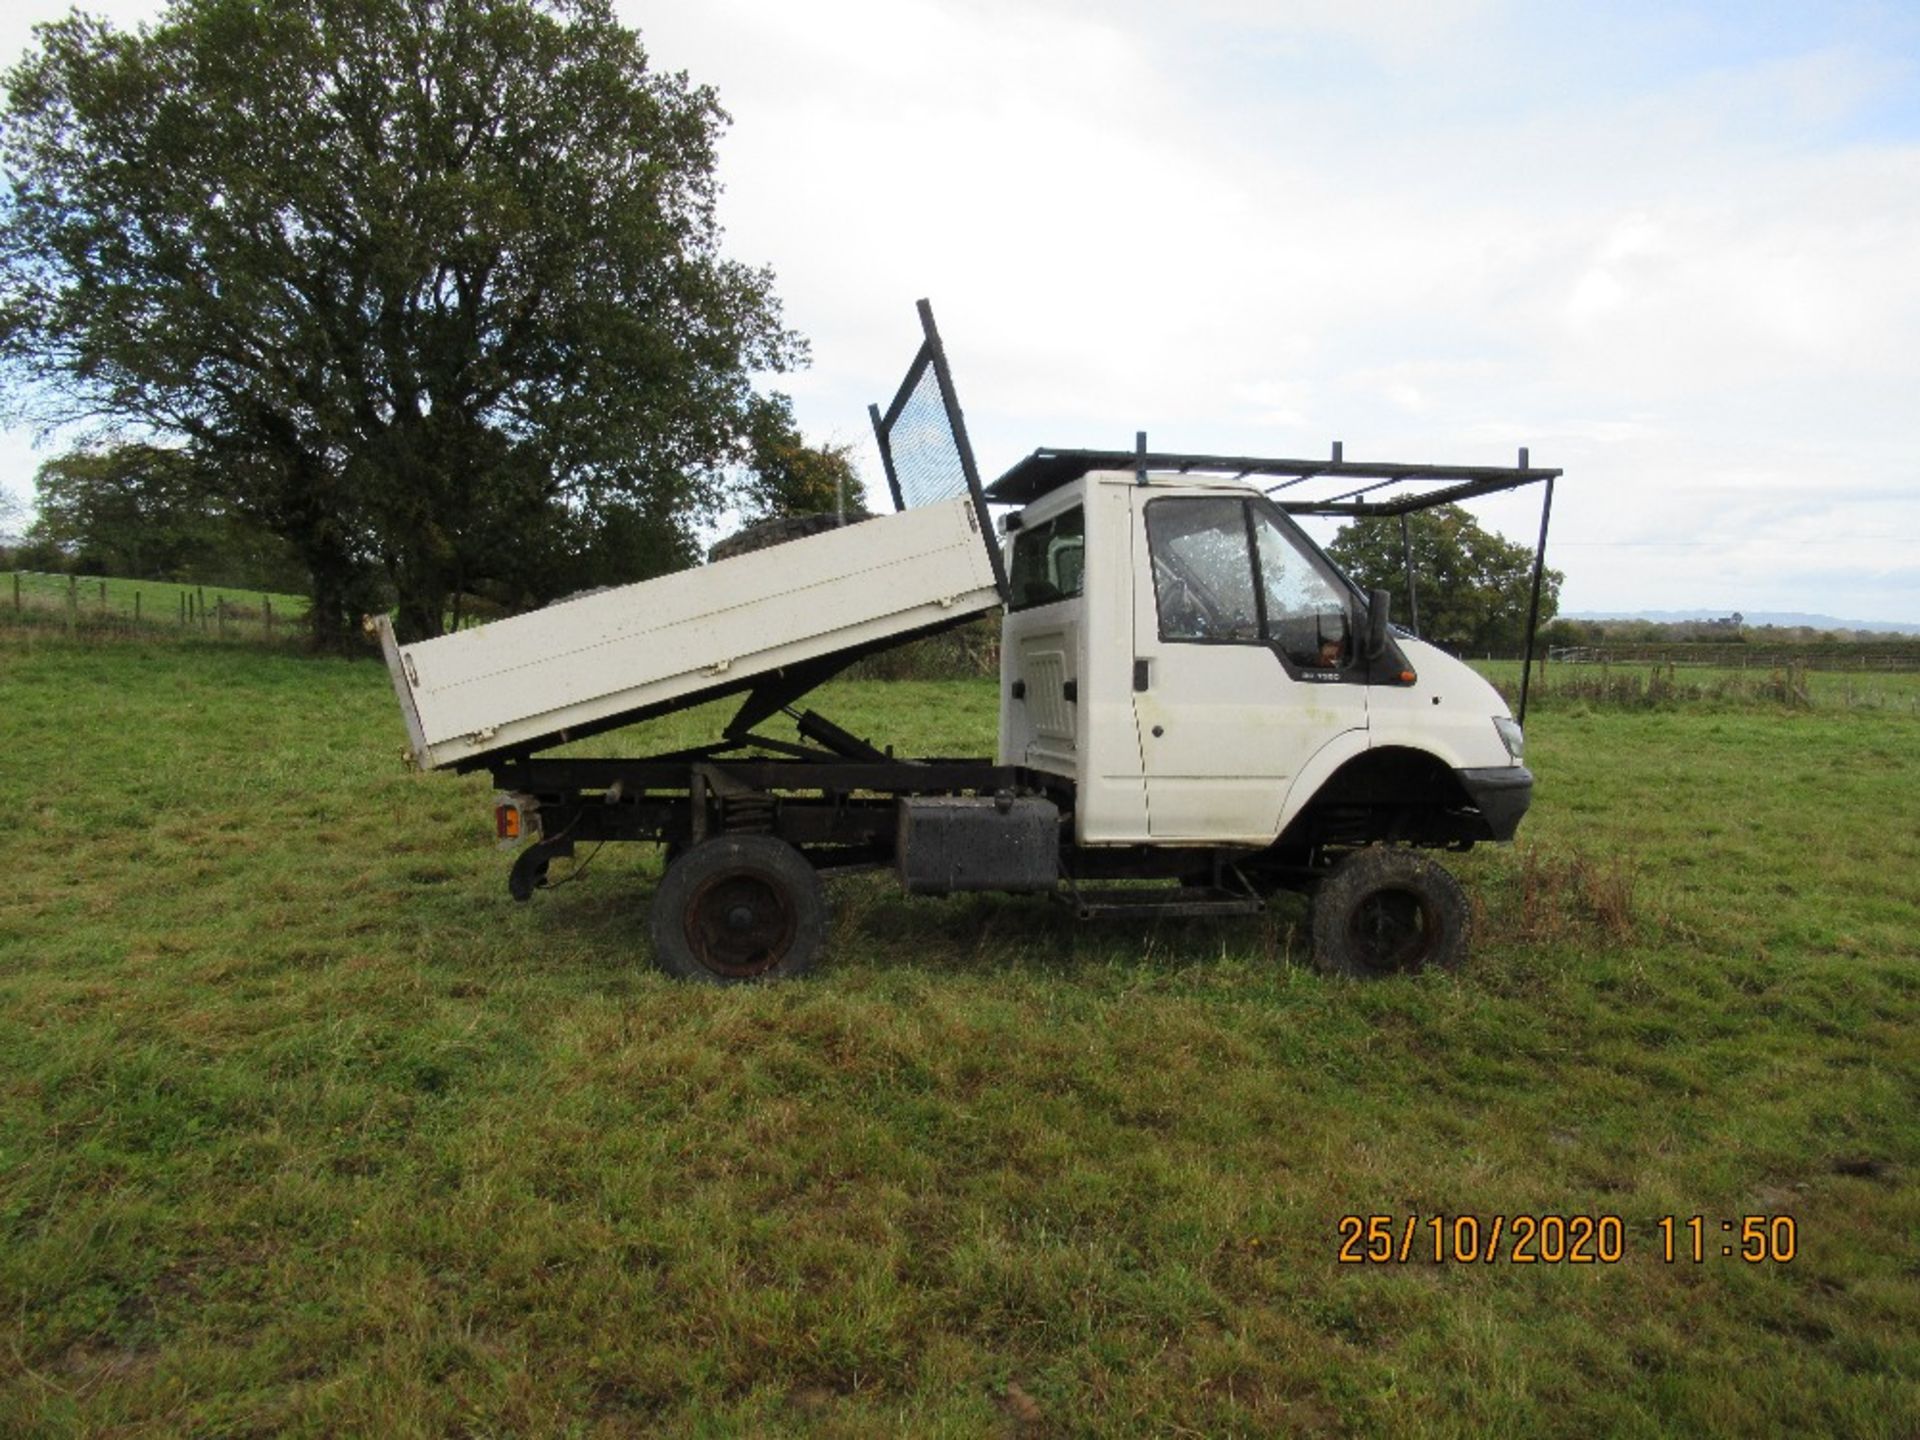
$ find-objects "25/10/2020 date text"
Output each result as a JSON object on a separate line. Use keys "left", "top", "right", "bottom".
{"left": 1339, "top": 1214, "right": 1624, "bottom": 1264}
{"left": 1336, "top": 1215, "right": 1799, "bottom": 1264}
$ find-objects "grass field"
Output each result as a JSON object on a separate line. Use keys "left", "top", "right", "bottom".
{"left": 2, "top": 630, "right": 1916, "bottom": 1436}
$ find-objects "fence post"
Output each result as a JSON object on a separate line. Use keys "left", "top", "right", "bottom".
{"left": 217, "top": 596, "right": 227, "bottom": 639}
{"left": 99, "top": 578, "right": 107, "bottom": 612}
{"left": 66, "top": 574, "right": 77, "bottom": 635}
{"left": 134, "top": 591, "right": 141, "bottom": 625}
{"left": 11, "top": 572, "right": 18, "bottom": 615}
{"left": 264, "top": 595, "right": 274, "bottom": 640}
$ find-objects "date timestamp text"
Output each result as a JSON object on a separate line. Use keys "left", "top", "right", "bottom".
{"left": 1336, "top": 1214, "right": 1798, "bottom": 1265}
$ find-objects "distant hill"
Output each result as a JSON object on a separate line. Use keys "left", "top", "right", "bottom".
{"left": 1566, "top": 610, "right": 1920, "bottom": 636}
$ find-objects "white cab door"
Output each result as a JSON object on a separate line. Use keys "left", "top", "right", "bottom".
{"left": 1128, "top": 490, "right": 1369, "bottom": 842}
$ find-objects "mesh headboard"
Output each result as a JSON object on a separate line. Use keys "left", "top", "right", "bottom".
{"left": 869, "top": 300, "right": 1007, "bottom": 599}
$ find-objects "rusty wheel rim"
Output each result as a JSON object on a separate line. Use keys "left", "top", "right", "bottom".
{"left": 683, "top": 867, "right": 798, "bottom": 978}
{"left": 1349, "top": 886, "right": 1438, "bottom": 972}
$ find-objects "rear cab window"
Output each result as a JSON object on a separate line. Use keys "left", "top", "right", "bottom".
{"left": 1008, "top": 505, "right": 1085, "bottom": 611}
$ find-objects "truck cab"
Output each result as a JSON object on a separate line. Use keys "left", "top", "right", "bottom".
{"left": 996, "top": 466, "right": 1532, "bottom": 862}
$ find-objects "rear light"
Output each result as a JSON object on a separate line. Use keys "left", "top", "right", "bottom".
{"left": 494, "top": 792, "right": 536, "bottom": 846}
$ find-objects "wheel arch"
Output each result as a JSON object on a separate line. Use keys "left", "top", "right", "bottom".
{"left": 1275, "top": 742, "right": 1479, "bottom": 848}
{"left": 1273, "top": 730, "right": 1373, "bottom": 838}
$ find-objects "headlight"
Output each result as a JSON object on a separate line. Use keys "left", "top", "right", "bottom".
{"left": 1492, "top": 716, "right": 1525, "bottom": 762}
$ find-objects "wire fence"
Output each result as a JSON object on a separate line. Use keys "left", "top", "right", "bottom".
{"left": 4, "top": 570, "right": 309, "bottom": 645}
{"left": 1481, "top": 657, "right": 1920, "bottom": 714}
{"left": 1545, "top": 642, "right": 1920, "bottom": 672}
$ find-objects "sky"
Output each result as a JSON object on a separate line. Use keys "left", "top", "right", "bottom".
{"left": 3, "top": 0, "right": 1917, "bottom": 622}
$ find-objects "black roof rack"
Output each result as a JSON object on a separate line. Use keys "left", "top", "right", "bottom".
{"left": 985, "top": 438, "right": 1562, "bottom": 725}
{"left": 985, "top": 445, "right": 1561, "bottom": 517}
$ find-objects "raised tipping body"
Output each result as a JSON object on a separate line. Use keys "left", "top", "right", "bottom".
{"left": 378, "top": 495, "right": 1001, "bottom": 771}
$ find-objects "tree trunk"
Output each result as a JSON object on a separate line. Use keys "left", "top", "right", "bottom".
{"left": 393, "top": 575, "right": 450, "bottom": 646}
{"left": 300, "top": 545, "right": 378, "bottom": 655}
{"left": 285, "top": 495, "right": 377, "bottom": 656}
{"left": 232, "top": 427, "right": 378, "bottom": 655}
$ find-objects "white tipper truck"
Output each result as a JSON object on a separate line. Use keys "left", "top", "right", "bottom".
{"left": 379, "top": 302, "right": 1550, "bottom": 982}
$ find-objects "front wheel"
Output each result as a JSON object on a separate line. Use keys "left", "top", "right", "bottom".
{"left": 650, "top": 836, "right": 826, "bottom": 984}
{"left": 1310, "top": 847, "right": 1469, "bottom": 978}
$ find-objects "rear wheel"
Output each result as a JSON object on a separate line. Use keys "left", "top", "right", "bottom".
{"left": 1310, "top": 846, "right": 1469, "bottom": 978}
{"left": 650, "top": 836, "right": 826, "bottom": 984}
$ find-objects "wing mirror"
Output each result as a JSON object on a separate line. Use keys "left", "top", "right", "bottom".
{"left": 1364, "top": 588, "right": 1391, "bottom": 659}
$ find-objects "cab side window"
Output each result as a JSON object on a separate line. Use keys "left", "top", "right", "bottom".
{"left": 1008, "top": 505, "right": 1086, "bottom": 611}
{"left": 1146, "top": 496, "right": 1354, "bottom": 665}
{"left": 1145, "top": 498, "right": 1259, "bottom": 642}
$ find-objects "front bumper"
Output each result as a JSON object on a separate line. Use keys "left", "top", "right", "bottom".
{"left": 1456, "top": 765, "right": 1534, "bottom": 841}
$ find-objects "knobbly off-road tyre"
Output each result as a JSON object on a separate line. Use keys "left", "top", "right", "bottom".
{"left": 1309, "top": 846, "right": 1470, "bottom": 979}
{"left": 650, "top": 835, "right": 826, "bottom": 984}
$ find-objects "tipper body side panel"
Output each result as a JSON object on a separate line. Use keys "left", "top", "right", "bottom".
{"left": 381, "top": 496, "right": 1000, "bottom": 770}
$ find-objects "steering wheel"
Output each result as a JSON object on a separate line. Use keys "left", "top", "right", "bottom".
{"left": 1154, "top": 555, "right": 1218, "bottom": 637}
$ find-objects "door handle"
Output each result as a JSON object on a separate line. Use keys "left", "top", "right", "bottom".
{"left": 1062, "top": 679, "right": 1078, "bottom": 703}
{"left": 1133, "top": 658, "right": 1150, "bottom": 692}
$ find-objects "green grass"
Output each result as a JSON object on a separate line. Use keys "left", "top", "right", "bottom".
{"left": 2, "top": 632, "right": 1916, "bottom": 1436}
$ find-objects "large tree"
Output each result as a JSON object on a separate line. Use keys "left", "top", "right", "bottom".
{"left": 0, "top": 0, "right": 800, "bottom": 648}
{"left": 1326, "top": 503, "right": 1561, "bottom": 655}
